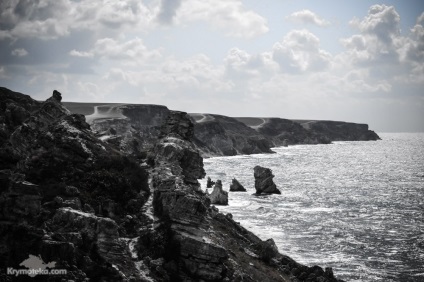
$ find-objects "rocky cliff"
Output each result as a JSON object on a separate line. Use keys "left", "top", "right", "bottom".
{"left": 190, "top": 114, "right": 274, "bottom": 156}
{"left": 64, "top": 103, "right": 379, "bottom": 157}
{"left": 235, "top": 117, "right": 380, "bottom": 147}
{"left": 1, "top": 87, "right": 346, "bottom": 281}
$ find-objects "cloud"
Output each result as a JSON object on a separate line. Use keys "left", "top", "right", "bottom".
{"left": 11, "top": 48, "right": 28, "bottom": 57}
{"left": 286, "top": 10, "right": 330, "bottom": 27}
{"left": 341, "top": 5, "right": 424, "bottom": 86}
{"left": 272, "top": 29, "right": 332, "bottom": 73}
{"left": 71, "top": 37, "right": 162, "bottom": 62}
{"left": 157, "top": 0, "right": 182, "bottom": 24}
{"left": 0, "top": 0, "right": 155, "bottom": 41}
{"left": 350, "top": 5, "right": 400, "bottom": 44}
{"left": 0, "top": 0, "right": 71, "bottom": 40}
{"left": 177, "top": 0, "right": 269, "bottom": 38}
{"left": 341, "top": 5, "right": 404, "bottom": 68}
{"left": 224, "top": 48, "right": 278, "bottom": 79}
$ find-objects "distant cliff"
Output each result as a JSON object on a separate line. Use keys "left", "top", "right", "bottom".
{"left": 234, "top": 117, "right": 380, "bottom": 148}
{"left": 190, "top": 113, "right": 274, "bottom": 156}
{"left": 63, "top": 103, "right": 380, "bottom": 157}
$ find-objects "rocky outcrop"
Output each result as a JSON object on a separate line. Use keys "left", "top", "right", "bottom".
{"left": 208, "top": 180, "right": 228, "bottom": 205}
{"left": 254, "top": 166, "right": 281, "bottom": 195}
{"left": 190, "top": 113, "right": 275, "bottom": 156}
{"left": 206, "top": 176, "right": 215, "bottom": 188}
{"left": 230, "top": 178, "right": 246, "bottom": 192}
{"left": 0, "top": 88, "right": 150, "bottom": 281}
{"left": 63, "top": 102, "right": 170, "bottom": 157}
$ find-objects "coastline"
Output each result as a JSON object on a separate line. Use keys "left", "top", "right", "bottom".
{"left": 0, "top": 86, "right": 382, "bottom": 281}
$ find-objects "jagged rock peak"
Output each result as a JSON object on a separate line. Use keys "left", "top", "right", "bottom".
{"left": 52, "top": 90, "right": 62, "bottom": 102}
{"left": 160, "top": 110, "right": 194, "bottom": 141}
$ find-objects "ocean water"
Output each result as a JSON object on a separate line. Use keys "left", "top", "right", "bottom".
{"left": 200, "top": 133, "right": 424, "bottom": 282}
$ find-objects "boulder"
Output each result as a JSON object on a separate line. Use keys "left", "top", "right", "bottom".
{"left": 209, "top": 180, "right": 228, "bottom": 205}
{"left": 253, "top": 166, "right": 281, "bottom": 194}
{"left": 229, "top": 178, "right": 246, "bottom": 192}
{"left": 258, "top": 238, "right": 279, "bottom": 263}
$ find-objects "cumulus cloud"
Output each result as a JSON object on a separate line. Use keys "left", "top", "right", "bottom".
{"left": 340, "top": 5, "right": 423, "bottom": 86}
{"left": 71, "top": 37, "right": 162, "bottom": 62}
{"left": 224, "top": 48, "right": 278, "bottom": 79}
{"left": 11, "top": 48, "right": 28, "bottom": 57}
{"left": 157, "top": 0, "right": 182, "bottom": 24}
{"left": 350, "top": 5, "right": 400, "bottom": 44}
{"left": 341, "top": 5, "right": 404, "bottom": 69}
{"left": 177, "top": 0, "right": 269, "bottom": 38}
{"left": 272, "top": 29, "right": 331, "bottom": 73}
{"left": 286, "top": 10, "right": 330, "bottom": 27}
{"left": 0, "top": 0, "right": 71, "bottom": 39}
{"left": 0, "top": 0, "right": 155, "bottom": 40}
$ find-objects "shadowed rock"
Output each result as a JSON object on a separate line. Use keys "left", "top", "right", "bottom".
{"left": 254, "top": 166, "right": 281, "bottom": 194}
{"left": 229, "top": 178, "right": 246, "bottom": 192}
{"left": 206, "top": 176, "right": 215, "bottom": 188}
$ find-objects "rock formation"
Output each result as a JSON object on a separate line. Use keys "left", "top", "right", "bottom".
{"left": 229, "top": 178, "right": 246, "bottom": 192}
{"left": 65, "top": 103, "right": 380, "bottom": 158}
{"left": 0, "top": 87, "right": 347, "bottom": 281}
{"left": 254, "top": 166, "right": 281, "bottom": 195}
{"left": 206, "top": 176, "right": 215, "bottom": 188}
{"left": 208, "top": 180, "right": 229, "bottom": 205}
{"left": 190, "top": 113, "right": 275, "bottom": 156}
{"left": 0, "top": 88, "right": 150, "bottom": 281}
{"left": 235, "top": 117, "right": 380, "bottom": 148}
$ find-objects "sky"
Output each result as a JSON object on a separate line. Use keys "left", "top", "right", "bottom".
{"left": 0, "top": 0, "right": 423, "bottom": 132}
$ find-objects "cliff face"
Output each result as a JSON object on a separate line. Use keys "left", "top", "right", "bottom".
{"left": 1, "top": 88, "right": 150, "bottom": 281}
{"left": 235, "top": 117, "right": 380, "bottom": 147}
{"left": 1, "top": 87, "right": 346, "bottom": 281}
{"left": 190, "top": 113, "right": 274, "bottom": 156}
{"left": 301, "top": 120, "right": 381, "bottom": 141}
{"left": 64, "top": 103, "right": 379, "bottom": 158}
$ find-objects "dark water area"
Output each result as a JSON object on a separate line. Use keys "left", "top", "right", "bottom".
{"left": 201, "top": 133, "right": 424, "bottom": 281}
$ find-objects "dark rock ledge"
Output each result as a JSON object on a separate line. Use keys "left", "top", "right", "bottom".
{"left": 0, "top": 87, "right": 345, "bottom": 281}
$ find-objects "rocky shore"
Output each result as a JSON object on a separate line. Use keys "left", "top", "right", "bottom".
{"left": 0, "top": 86, "right": 351, "bottom": 281}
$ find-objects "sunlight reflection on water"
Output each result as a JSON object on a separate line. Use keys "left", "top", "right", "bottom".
{"left": 202, "top": 133, "right": 424, "bottom": 282}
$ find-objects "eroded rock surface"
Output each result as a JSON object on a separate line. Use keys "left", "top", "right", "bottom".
{"left": 254, "top": 166, "right": 281, "bottom": 195}
{"left": 208, "top": 180, "right": 228, "bottom": 205}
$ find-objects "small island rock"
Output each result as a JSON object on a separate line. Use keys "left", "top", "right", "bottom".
{"left": 229, "top": 178, "right": 246, "bottom": 192}
{"left": 253, "top": 166, "right": 281, "bottom": 195}
{"left": 209, "top": 180, "right": 228, "bottom": 205}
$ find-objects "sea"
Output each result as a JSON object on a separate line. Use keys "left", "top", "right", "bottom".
{"left": 200, "top": 133, "right": 424, "bottom": 282}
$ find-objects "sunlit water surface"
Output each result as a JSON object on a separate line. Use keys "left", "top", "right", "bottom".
{"left": 200, "top": 133, "right": 424, "bottom": 282}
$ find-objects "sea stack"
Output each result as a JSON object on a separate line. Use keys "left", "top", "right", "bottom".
{"left": 209, "top": 180, "right": 228, "bottom": 205}
{"left": 253, "top": 166, "right": 281, "bottom": 194}
{"left": 229, "top": 178, "right": 246, "bottom": 192}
